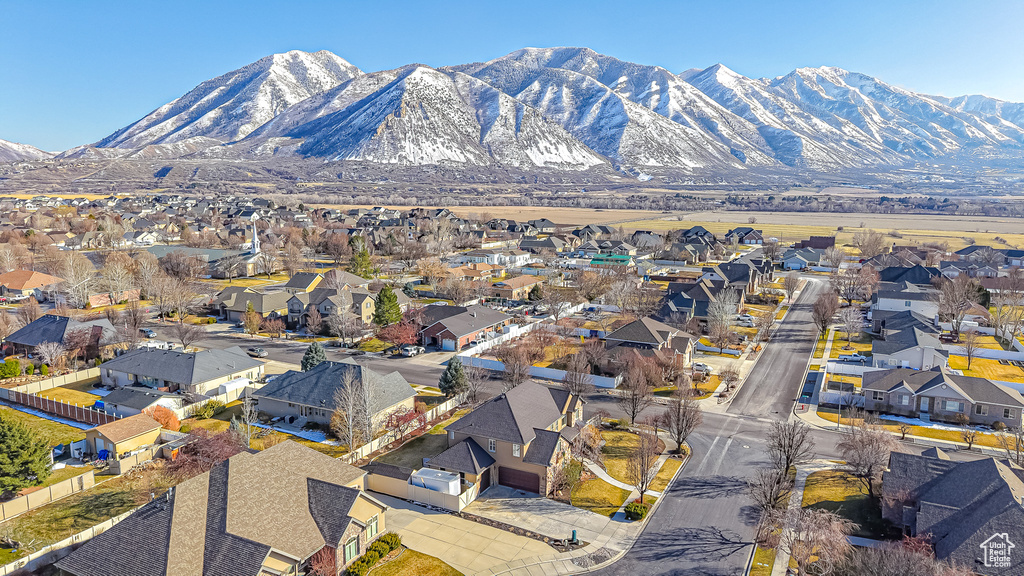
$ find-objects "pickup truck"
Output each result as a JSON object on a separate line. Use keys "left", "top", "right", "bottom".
{"left": 838, "top": 353, "right": 868, "bottom": 363}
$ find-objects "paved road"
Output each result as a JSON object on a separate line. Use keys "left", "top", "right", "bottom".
{"left": 727, "top": 279, "right": 824, "bottom": 419}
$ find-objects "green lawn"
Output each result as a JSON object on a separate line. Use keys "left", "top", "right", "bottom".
{"left": 368, "top": 547, "right": 463, "bottom": 576}
{"left": 0, "top": 466, "right": 175, "bottom": 564}
{"left": 571, "top": 477, "right": 630, "bottom": 518}
{"left": 0, "top": 405, "right": 86, "bottom": 447}
{"left": 649, "top": 458, "right": 682, "bottom": 493}
{"left": 801, "top": 470, "right": 895, "bottom": 539}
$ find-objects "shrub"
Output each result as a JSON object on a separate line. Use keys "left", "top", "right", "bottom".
{"left": 624, "top": 500, "right": 650, "bottom": 521}
{"left": 414, "top": 401, "right": 427, "bottom": 414}
{"left": 368, "top": 540, "right": 390, "bottom": 557}
{"left": 40, "top": 364, "right": 49, "bottom": 376}
{"left": 378, "top": 532, "right": 402, "bottom": 551}
{"left": 1, "top": 358, "right": 21, "bottom": 379}
{"left": 145, "top": 405, "right": 181, "bottom": 431}
{"left": 993, "top": 420, "right": 1007, "bottom": 432}
{"left": 361, "top": 550, "right": 380, "bottom": 566}
{"left": 194, "top": 400, "right": 226, "bottom": 420}
{"left": 179, "top": 423, "right": 192, "bottom": 433}
{"left": 609, "top": 418, "right": 628, "bottom": 430}
{"left": 25, "top": 364, "right": 34, "bottom": 376}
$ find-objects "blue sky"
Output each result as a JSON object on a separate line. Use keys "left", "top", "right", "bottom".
{"left": 2, "top": 0, "right": 1022, "bottom": 151}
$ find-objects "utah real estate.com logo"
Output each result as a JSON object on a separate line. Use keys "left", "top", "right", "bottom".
{"left": 980, "top": 533, "right": 1015, "bottom": 569}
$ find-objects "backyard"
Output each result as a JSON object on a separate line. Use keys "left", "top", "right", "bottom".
{"left": 371, "top": 408, "right": 468, "bottom": 469}
{"left": 802, "top": 469, "right": 895, "bottom": 539}
{"left": 0, "top": 464, "right": 176, "bottom": 565}
{"left": 829, "top": 330, "right": 873, "bottom": 358}
{"left": 38, "top": 379, "right": 102, "bottom": 406}
{"left": 948, "top": 355, "right": 1024, "bottom": 381}
{"left": 181, "top": 401, "right": 349, "bottom": 458}
{"left": 0, "top": 405, "right": 86, "bottom": 447}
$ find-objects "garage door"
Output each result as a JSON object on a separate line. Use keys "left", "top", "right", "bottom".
{"left": 498, "top": 466, "right": 540, "bottom": 493}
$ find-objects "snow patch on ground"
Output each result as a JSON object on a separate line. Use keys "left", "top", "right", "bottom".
{"left": 881, "top": 414, "right": 995, "bottom": 434}
{"left": 0, "top": 402, "right": 94, "bottom": 430}
{"left": 252, "top": 422, "right": 341, "bottom": 445}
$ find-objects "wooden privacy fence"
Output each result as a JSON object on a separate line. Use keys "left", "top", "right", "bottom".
{"left": 0, "top": 470, "right": 95, "bottom": 522}
{"left": 0, "top": 507, "right": 137, "bottom": 576}
{"left": 339, "top": 394, "right": 464, "bottom": 464}
{"left": 7, "top": 390, "right": 117, "bottom": 426}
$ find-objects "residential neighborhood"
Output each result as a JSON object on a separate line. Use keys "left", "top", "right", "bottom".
{"left": 0, "top": 198, "right": 1021, "bottom": 576}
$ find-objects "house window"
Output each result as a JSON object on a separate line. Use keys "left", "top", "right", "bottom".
{"left": 905, "top": 301, "right": 911, "bottom": 307}
{"left": 344, "top": 537, "right": 359, "bottom": 563}
{"left": 944, "top": 401, "right": 963, "bottom": 413}
{"left": 448, "top": 431, "right": 454, "bottom": 441}
{"left": 513, "top": 444, "right": 521, "bottom": 457}
{"left": 975, "top": 405, "right": 988, "bottom": 416}
{"left": 1005, "top": 408, "right": 1014, "bottom": 419}
{"left": 871, "top": 391, "right": 884, "bottom": 402}
{"left": 367, "top": 515, "right": 378, "bottom": 538}
{"left": 488, "top": 439, "right": 496, "bottom": 453}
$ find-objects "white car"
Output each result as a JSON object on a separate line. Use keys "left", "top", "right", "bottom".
{"left": 692, "top": 362, "right": 713, "bottom": 375}
{"left": 838, "top": 353, "right": 868, "bottom": 363}
{"left": 737, "top": 319, "right": 756, "bottom": 328}
{"left": 736, "top": 313, "right": 754, "bottom": 321}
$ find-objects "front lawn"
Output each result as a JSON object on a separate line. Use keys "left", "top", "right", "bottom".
{"left": 649, "top": 457, "right": 682, "bottom": 493}
{"left": 0, "top": 465, "right": 175, "bottom": 564}
{"left": 570, "top": 477, "right": 630, "bottom": 518}
{"left": 829, "top": 331, "right": 873, "bottom": 358}
{"left": 600, "top": 430, "right": 641, "bottom": 484}
{"left": 801, "top": 469, "right": 895, "bottom": 539}
{"left": 750, "top": 545, "right": 776, "bottom": 576}
{"left": 0, "top": 405, "right": 86, "bottom": 447}
{"left": 816, "top": 407, "right": 1004, "bottom": 449}
{"left": 369, "top": 547, "right": 463, "bottom": 576}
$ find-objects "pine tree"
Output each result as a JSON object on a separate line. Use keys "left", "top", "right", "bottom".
{"left": 372, "top": 285, "right": 402, "bottom": 327}
{"left": 438, "top": 356, "right": 468, "bottom": 398}
{"left": 0, "top": 415, "right": 52, "bottom": 496}
{"left": 349, "top": 247, "right": 373, "bottom": 279}
{"left": 301, "top": 341, "right": 327, "bottom": 371}
{"left": 528, "top": 284, "right": 543, "bottom": 301}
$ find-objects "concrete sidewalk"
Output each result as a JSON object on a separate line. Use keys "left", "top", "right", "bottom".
{"left": 770, "top": 460, "right": 836, "bottom": 576}
{"left": 582, "top": 458, "right": 666, "bottom": 499}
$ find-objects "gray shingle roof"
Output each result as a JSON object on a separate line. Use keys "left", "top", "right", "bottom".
{"left": 523, "top": 429, "right": 562, "bottom": 466}
{"left": 427, "top": 438, "right": 495, "bottom": 475}
{"left": 254, "top": 360, "right": 415, "bottom": 414}
{"left": 102, "top": 386, "right": 177, "bottom": 411}
{"left": 446, "top": 381, "right": 565, "bottom": 445}
{"left": 424, "top": 305, "right": 511, "bottom": 338}
{"left": 863, "top": 367, "right": 1024, "bottom": 408}
{"left": 872, "top": 327, "right": 943, "bottom": 356}
{"left": 101, "top": 347, "right": 263, "bottom": 388}
{"left": 8, "top": 314, "right": 119, "bottom": 348}
{"left": 605, "top": 317, "right": 682, "bottom": 346}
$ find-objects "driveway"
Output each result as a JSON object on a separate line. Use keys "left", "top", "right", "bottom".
{"left": 373, "top": 493, "right": 554, "bottom": 575}
{"left": 463, "top": 485, "right": 615, "bottom": 544}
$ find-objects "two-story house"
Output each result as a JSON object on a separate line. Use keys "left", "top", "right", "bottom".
{"left": 437, "top": 381, "right": 583, "bottom": 495}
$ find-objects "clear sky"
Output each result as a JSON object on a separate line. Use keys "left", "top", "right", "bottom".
{"left": 2, "top": 0, "right": 1022, "bottom": 151}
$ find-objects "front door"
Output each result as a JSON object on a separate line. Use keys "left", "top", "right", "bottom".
{"left": 920, "top": 397, "right": 930, "bottom": 413}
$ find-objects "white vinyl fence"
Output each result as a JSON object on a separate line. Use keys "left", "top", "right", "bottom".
{"left": 338, "top": 394, "right": 464, "bottom": 464}
{"left": 459, "top": 355, "right": 621, "bottom": 389}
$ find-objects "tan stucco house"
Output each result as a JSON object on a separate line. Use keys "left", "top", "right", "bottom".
{"left": 85, "top": 413, "right": 163, "bottom": 460}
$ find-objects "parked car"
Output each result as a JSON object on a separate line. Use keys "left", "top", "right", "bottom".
{"left": 140, "top": 328, "right": 157, "bottom": 338}
{"left": 838, "top": 353, "right": 868, "bottom": 363}
{"left": 401, "top": 345, "right": 426, "bottom": 357}
{"left": 235, "top": 320, "right": 245, "bottom": 328}
{"left": 736, "top": 313, "right": 754, "bottom": 321}
{"left": 692, "top": 362, "right": 713, "bottom": 375}
{"left": 737, "top": 319, "right": 756, "bottom": 328}
{"left": 246, "top": 347, "right": 268, "bottom": 358}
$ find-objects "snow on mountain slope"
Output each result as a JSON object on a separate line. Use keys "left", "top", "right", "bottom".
{"left": 449, "top": 48, "right": 756, "bottom": 171}
{"left": 935, "top": 94, "right": 1024, "bottom": 131}
{"left": 226, "top": 64, "right": 605, "bottom": 169}
{"left": 0, "top": 139, "right": 52, "bottom": 162}
{"left": 96, "top": 50, "right": 361, "bottom": 149}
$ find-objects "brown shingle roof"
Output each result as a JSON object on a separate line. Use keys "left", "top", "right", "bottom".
{"left": 0, "top": 269, "right": 63, "bottom": 290}
{"left": 90, "top": 413, "right": 162, "bottom": 443}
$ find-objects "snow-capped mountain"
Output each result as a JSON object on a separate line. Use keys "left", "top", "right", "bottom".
{"left": 95, "top": 50, "right": 361, "bottom": 149}
{"left": 72, "top": 47, "right": 1024, "bottom": 176}
{"left": 0, "top": 139, "right": 52, "bottom": 162}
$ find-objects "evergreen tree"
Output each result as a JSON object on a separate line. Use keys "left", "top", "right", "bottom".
{"left": 438, "top": 356, "right": 468, "bottom": 398}
{"left": 373, "top": 285, "right": 402, "bottom": 327}
{"left": 402, "top": 282, "right": 417, "bottom": 298}
{"left": 528, "top": 284, "right": 543, "bottom": 301}
{"left": 301, "top": 341, "right": 327, "bottom": 371}
{"left": 349, "top": 247, "right": 373, "bottom": 278}
{"left": 0, "top": 415, "right": 52, "bottom": 496}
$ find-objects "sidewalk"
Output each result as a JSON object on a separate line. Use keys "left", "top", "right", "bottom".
{"left": 480, "top": 440, "right": 689, "bottom": 576}
{"left": 770, "top": 460, "right": 836, "bottom": 576}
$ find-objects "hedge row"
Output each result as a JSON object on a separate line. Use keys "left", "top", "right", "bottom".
{"left": 344, "top": 532, "right": 402, "bottom": 576}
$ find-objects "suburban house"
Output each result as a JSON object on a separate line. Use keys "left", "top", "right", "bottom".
{"left": 871, "top": 281, "right": 940, "bottom": 319}
{"left": 874, "top": 265, "right": 941, "bottom": 285}
{"left": 0, "top": 269, "right": 63, "bottom": 300}
{"left": 280, "top": 271, "right": 324, "bottom": 294}
{"left": 861, "top": 367, "right": 1024, "bottom": 428}
{"left": 871, "top": 326, "right": 948, "bottom": 370}
{"left": 661, "top": 278, "right": 740, "bottom": 321}
{"left": 492, "top": 276, "right": 544, "bottom": 301}
{"left": 604, "top": 317, "right": 694, "bottom": 366}
{"left": 253, "top": 360, "right": 416, "bottom": 427}
{"left": 881, "top": 449, "right": 1024, "bottom": 575}
{"left": 6, "top": 314, "right": 120, "bottom": 356}
{"left": 781, "top": 248, "right": 826, "bottom": 270}
{"left": 84, "top": 413, "right": 163, "bottom": 460}
{"left": 794, "top": 236, "right": 836, "bottom": 250}
{"left": 287, "top": 286, "right": 410, "bottom": 328}
{"left": 100, "top": 346, "right": 265, "bottom": 396}
{"left": 724, "top": 227, "right": 763, "bottom": 245}
{"left": 419, "top": 305, "right": 513, "bottom": 351}
{"left": 213, "top": 286, "right": 291, "bottom": 322}
{"left": 440, "top": 381, "right": 582, "bottom": 495}
{"left": 55, "top": 441, "right": 388, "bottom": 576}
{"left": 700, "top": 261, "right": 770, "bottom": 294}
{"left": 100, "top": 387, "right": 183, "bottom": 417}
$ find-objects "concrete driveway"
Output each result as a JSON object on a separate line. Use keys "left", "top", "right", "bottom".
{"left": 374, "top": 493, "right": 554, "bottom": 575}
{"left": 464, "top": 486, "right": 616, "bottom": 545}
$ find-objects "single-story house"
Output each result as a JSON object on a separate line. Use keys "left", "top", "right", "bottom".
{"left": 441, "top": 381, "right": 583, "bottom": 495}
{"left": 253, "top": 360, "right": 416, "bottom": 427}
{"left": 492, "top": 276, "right": 544, "bottom": 301}
{"left": 100, "top": 346, "right": 264, "bottom": 396}
{"left": 212, "top": 286, "right": 290, "bottom": 322}
{"left": 604, "top": 316, "right": 694, "bottom": 366}
{"left": 55, "top": 441, "right": 388, "bottom": 576}
{"left": 100, "top": 386, "right": 183, "bottom": 418}
{"left": 6, "top": 314, "right": 120, "bottom": 356}
{"left": 85, "top": 413, "right": 163, "bottom": 460}
{"left": 781, "top": 248, "right": 826, "bottom": 270}
{"left": 0, "top": 269, "right": 63, "bottom": 300}
{"left": 419, "top": 305, "right": 513, "bottom": 351}
{"left": 862, "top": 367, "right": 1024, "bottom": 428}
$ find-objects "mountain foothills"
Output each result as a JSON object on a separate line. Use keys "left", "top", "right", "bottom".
{"left": 8, "top": 47, "right": 1024, "bottom": 179}
{"left": 0, "top": 138, "right": 53, "bottom": 163}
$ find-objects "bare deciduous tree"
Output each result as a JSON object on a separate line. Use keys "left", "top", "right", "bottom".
{"left": 561, "top": 353, "right": 595, "bottom": 398}
{"left": 755, "top": 311, "right": 774, "bottom": 342}
{"left": 852, "top": 230, "right": 887, "bottom": 259}
{"left": 34, "top": 342, "right": 65, "bottom": 370}
{"left": 935, "top": 274, "right": 978, "bottom": 335}
{"left": 618, "top": 359, "right": 655, "bottom": 425}
{"left": 748, "top": 466, "right": 793, "bottom": 518}
{"left": 839, "top": 307, "right": 863, "bottom": 349}
{"left": 767, "top": 421, "right": 816, "bottom": 474}
{"left": 662, "top": 392, "right": 702, "bottom": 453}
{"left": 783, "top": 272, "right": 800, "bottom": 303}
{"left": 763, "top": 507, "right": 854, "bottom": 576}
{"left": 812, "top": 290, "right": 840, "bottom": 339}
{"left": 836, "top": 425, "right": 900, "bottom": 497}
{"left": 465, "top": 363, "right": 488, "bottom": 405}
{"left": 823, "top": 246, "right": 845, "bottom": 269}
{"left": 960, "top": 329, "right": 981, "bottom": 370}
{"left": 255, "top": 251, "right": 279, "bottom": 278}
{"left": 627, "top": 431, "right": 660, "bottom": 503}
{"left": 330, "top": 371, "right": 360, "bottom": 448}
{"left": 305, "top": 306, "right": 324, "bottom": 336}
{"left": 59, "top": 251, "right": 95, "bottom": 308}
{"left": 761, "top": 240, "right": 781, "bottom": 262}
{"left": 172, "top": 322, "right": 206, "bottom": 351}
